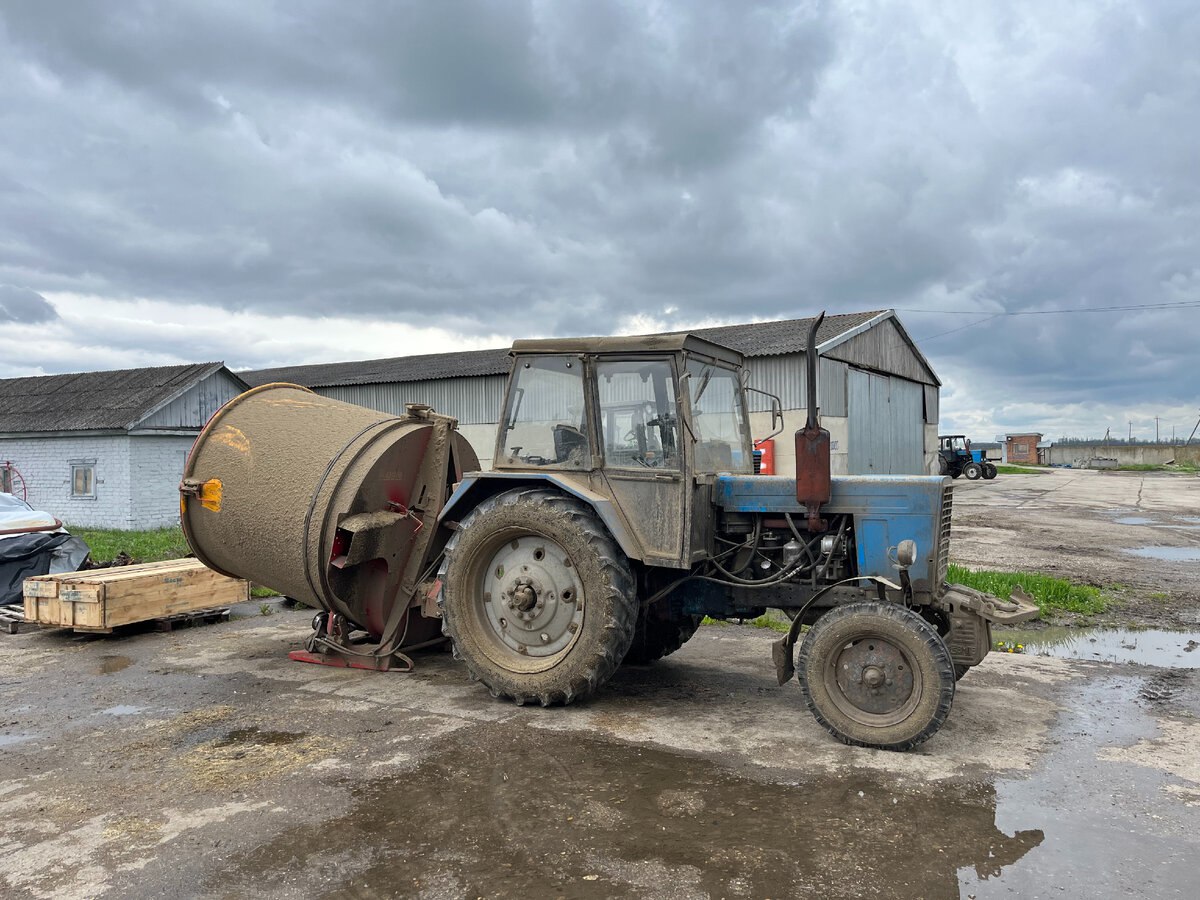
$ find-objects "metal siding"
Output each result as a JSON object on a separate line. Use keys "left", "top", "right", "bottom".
{"left": 824, "top": 318, "right": 938, "bottom": 385}
{"left": 316, "top": 375, "right": 507, "bottom": 425}
{"left": 890, "top": 377, "right": 925, "bottom": 474}
{"left": 744, "top": 354, "right": 847, "bottom": 416}
{"left": 848, "top": 369, "right": 926, "bottom": 475}
{"left": 137, "top": 370, "right": 246, "bottom": 429}
{"left": 923, "top": 384, "right": 939, "bottom": 424}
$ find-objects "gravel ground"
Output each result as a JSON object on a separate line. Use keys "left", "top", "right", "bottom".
{"left": 2, "top": 609, "right": 1199, "bottom": 899}
{"left": 948, "top": 468, "right": 1200, "bottom": 628}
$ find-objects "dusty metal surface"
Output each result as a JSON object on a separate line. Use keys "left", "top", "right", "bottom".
{"left": 2, "top": 614, "right": 1198, "bottom": 898}
{"left": 182, "top": 384, "right": 478, "bottom": 634}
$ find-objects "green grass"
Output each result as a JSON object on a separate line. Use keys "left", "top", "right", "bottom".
{"left": 947, "top": 563, "right": 1106, "bottom": 615}
{"left": 69, "top": 525, "right": 189, "bottom": 564}
{"left": 748, "top": 612, "right": 792, "bottom": 634}
{"left": 993, "top": 464, "right": 1048, "bottom": 475}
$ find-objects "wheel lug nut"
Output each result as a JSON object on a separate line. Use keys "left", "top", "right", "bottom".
{"left": 540, "top": 633, "right": 550, "bottom": 643}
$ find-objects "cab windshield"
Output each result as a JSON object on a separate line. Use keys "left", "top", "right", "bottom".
{"left": 499, "top": 356, "right": 590, "bottom": 469}
{"left": 686, "top": 360, "right": 752, "bottom": 473}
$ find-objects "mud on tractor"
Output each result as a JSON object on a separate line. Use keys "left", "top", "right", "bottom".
{"left": 181, "top": 315, "right": 1036, "bottom": 751}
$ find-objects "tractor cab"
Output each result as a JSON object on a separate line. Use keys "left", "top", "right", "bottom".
{"left": 484, "top": 334, "right": 756, "bottom": 567}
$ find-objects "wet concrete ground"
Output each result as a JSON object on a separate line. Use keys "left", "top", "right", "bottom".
{"left": 950, "top": 468, "right": 1200, "bottom": 627}
{"left": 2, "top": 610, "right": 1199, "bottom": 899}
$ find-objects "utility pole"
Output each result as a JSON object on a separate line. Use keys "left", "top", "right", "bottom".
{"left": 1128, "top": 421, "right": 1133, "bottom": 442}
{"left": 1156, "top": 417, "right": 1160, "bottom": 443}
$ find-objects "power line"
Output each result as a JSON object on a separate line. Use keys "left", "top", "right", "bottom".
{"left": 896, "top": 299, "right": 1200, "bottom": 316}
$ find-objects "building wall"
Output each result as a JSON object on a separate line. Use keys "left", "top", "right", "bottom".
{"left": 0, "top": 434, "right": 133, "bottom": 528}
{"left": 306, "top": 320, "right": 941, "bottom": 479}
{"left": 1006, "top": 435, "right": 1041, "bottom": 464}
{"left": 138, "top": 370, "right": 247, "bottom": 429}
{"left": 1045, "top": 443, "right": 1200, "bottom": 467}
{"left": 319, "top": 375, "right": 507, "bottom": 426}
{"left": 0, "top": 433, "right": 196, "bottom": 530}
{"left": 129, "top": 434, "right": 196, "bottom": 529}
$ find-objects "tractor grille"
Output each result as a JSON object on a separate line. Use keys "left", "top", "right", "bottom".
{"left": 936, "top": 484, "right": 953, "bottom": 589}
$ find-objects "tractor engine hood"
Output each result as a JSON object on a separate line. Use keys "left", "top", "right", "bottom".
{"left": 713, "top": 474, "right": 952, "bottom": 596}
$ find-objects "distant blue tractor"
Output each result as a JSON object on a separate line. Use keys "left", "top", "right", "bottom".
{"left": 938, "top": 435, "right": 997, "bottom": 481}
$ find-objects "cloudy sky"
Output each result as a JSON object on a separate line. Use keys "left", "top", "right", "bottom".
{"left": 1, "top": 1, "right": 1197, "bottom": 440}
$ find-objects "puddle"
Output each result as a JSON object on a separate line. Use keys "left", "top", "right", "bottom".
{"left": 1115, "top": 516, "right": 1156, "bottom": 525}
{"left": 1124, "top": 546, "right": 1200, "bottom": 561}
{"left": 213, "top": 728, "right": 306, "bottom": 748}
{"left": 0, "top": 733, "right": 36, "bottom": 748}
{"left": 96, "top": 654, "right": 132, "bottom": 675}
{"left": 215, "top": 724, "right": 1043, "bottom": 898}
{"left": 100, "top": 705, "right": 145, "bottom": 716}
{"left": 996, "top": 626, "right": 1200, "bottom": 667}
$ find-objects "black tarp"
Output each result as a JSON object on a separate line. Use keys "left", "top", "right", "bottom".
{"left": 0, "top": 531, "right": 73, "bottom": 605}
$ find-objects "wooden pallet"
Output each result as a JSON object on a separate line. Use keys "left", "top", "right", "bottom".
{"left": 23, "top": 558, "right": 249, "bottom": 633}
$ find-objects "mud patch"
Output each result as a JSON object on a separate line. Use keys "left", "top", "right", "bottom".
{"left": 96, "top": 654, "right": 132, "bottom": 675}
{"left": 1139, "top": 670, "right": 1191, "bottom": 704}
{"left": 214, "top": 724, "right": 1044, "bottom": 899}
{"left": 181, "top": 727, "right": 340, "bottom": 790}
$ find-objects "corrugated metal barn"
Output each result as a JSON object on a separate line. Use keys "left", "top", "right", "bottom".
{"left": 0, "top": 363, "right": 248, "bottom": 529}
{"left": 244, "top": 310, "right": 940, "bottom": 478}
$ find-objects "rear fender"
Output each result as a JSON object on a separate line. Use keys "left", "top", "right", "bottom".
{"left": 439, "top": 472, "right": 645, "bottom": 564}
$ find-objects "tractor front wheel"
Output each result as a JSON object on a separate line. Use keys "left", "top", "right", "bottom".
{"left": 441, "top": 488, "right": 637, "bottom": 706}
{"left": 797, "top": 601, "right": 956, "bottom": 751}
{"left": 982, "top": 463, "right": 998, "bottom": 480}
{"left": 963, "top": 462, "right": 983, "bottom": 480}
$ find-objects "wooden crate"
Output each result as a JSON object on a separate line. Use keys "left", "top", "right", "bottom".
{"left": 23, "top": 558, "right": 249, "bottom": 633}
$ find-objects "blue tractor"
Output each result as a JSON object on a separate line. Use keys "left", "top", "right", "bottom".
{"left": 938, "top": 434, "right": 997, "bottom": 480}
{"left": 183, "top": 315, "right": 1036, "bottom": 752}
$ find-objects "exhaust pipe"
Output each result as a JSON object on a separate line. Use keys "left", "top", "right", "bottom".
{"left": 795, "top": 312, "right": 831, "bottom": 531}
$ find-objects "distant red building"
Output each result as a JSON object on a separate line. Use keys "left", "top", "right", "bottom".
{"left": 1005, "top": 433, "right": 1043, "bottom": 465}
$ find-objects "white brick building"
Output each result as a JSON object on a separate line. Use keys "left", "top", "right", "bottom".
{"left": 0, "top": 363, "right": 247, "bottom": 530}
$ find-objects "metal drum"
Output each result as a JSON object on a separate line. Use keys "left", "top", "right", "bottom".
{"left": 181, "top": 384, "right": 479, "bottom": 636}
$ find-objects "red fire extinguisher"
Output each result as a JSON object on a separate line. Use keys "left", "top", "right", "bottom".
{"left": 753, "top": 438, "right": 775, "bottom": 475}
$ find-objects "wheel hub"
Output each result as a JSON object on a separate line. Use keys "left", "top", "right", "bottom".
{"left": 831, "top": 637, "right": 915, "bottom": 718}
{"left": 482, "top": 536, "right": 584, "bottom": 659}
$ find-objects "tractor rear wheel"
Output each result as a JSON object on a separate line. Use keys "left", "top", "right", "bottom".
{"left": 963, "top": 462, "right": 983, "bottom": 480}
{"left": 441, "top": 488, "right": 637, "bottom": 706}
{"left": 623, "top": 606, "right": 703, "bottom": 665}
{"left": 982, "top": 463, "right": 998, "bottom": 480}
{"left": 797, "top": 601, "right": 955, "bottom": 751}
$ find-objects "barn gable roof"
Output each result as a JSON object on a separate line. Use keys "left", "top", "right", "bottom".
{"left": 0, "top": 362, "right": 248, "bottom": 434}
{"left": 241, "top": 310, "right": 926, "bottom": 389}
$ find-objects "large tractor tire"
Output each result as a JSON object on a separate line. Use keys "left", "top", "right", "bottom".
{"left": 963, "top": 462, "right": 983, "bottom": 480}
{"left": 441, "top": 488, "right": 637, "bottom": 707}
{"left": 623, "top": 605, "right": 703, "bottom": 665}
{"left": 982, "top": 463, "right": 998, "bottom": 480}
{"left": 797, "top": 601, "right": 956, "bottom": 751}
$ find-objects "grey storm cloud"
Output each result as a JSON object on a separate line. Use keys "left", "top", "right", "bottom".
{"left": 0, "top": 0, "right": 1197, "bottom": 428}
{"left": 0, "top": 285, "right": 57, "bottom": 323}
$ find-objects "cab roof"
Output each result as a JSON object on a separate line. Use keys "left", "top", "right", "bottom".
{"left": 510, "top": 332, "right": 744, "bottom": 367}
